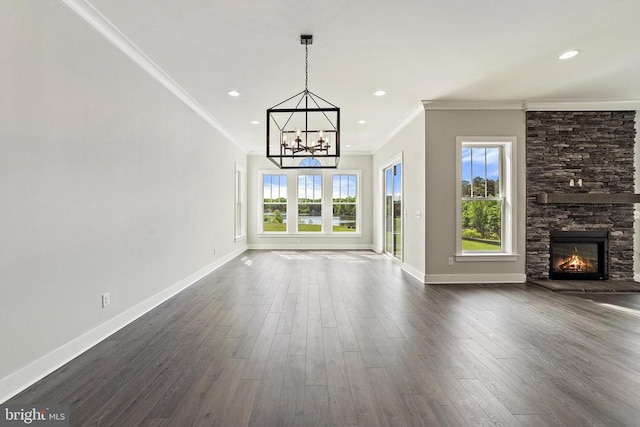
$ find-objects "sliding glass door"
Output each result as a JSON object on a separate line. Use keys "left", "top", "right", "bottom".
{"left": 384, "top": 162, "right": 402, "bottom": 259}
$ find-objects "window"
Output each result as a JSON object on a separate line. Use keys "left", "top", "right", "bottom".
{"left": 298, "top": 174, "right": 322, "bottom": 232}
{"left": 299, "top": 158, "right": 321, "bottom": 167}
{"left": 456, "top": 137, "right": 515, "bottom": 258}
{"left": 333, "top": 174, "right": 357, "bottom": 232}
{"left": 258, "top": 170, "right": 361, "bottom": 236}
{"left": 263, "top": 174, "right": 287, "bottom": 232}
{"left": 234, "top": 164, "right": 246, "bottom": 240}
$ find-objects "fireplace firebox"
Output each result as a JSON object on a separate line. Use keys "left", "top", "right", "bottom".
{"left": 549, "top": 230, "right": 608, "bottom": 280}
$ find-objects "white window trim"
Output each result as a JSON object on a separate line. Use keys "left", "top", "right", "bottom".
{"left": 258, "top": 171, "right": 289, "bottom": 234}
{"left": 455, "top": 137, "right": 518, "bottom": 262}
{"left": 296, "top": 172, "right": 323, "bottom": 234}
{"left": 331, "top": 172, "right": 361, "bottom": 235}
{"left": 257, "top": 169, "right": 362, "bottom": 237}
{"left": 234, "top": 163, "right": 247, "bottom": 241}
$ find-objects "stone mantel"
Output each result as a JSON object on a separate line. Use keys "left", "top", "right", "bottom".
{"left": 536, "top": 193, "right": 640, "bottom": 204}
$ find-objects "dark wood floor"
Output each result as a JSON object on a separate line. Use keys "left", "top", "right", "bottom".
{"left": 9, "top": 250, "right": 640, "bottom": 426}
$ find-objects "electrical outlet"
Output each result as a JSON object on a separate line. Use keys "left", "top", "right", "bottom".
{"left": 102, "top": 292, "right": 111, "bottom": 308}
{"left": 448, "top": 257, "right": 454, "bottom": 266}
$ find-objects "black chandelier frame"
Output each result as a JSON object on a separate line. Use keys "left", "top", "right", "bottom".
{"left": 266, "top": 35, "right": 340, "bottom": 169}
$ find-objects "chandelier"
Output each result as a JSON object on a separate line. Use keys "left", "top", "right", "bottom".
{"left": 266, "top": 35, "right": 340, "bottom": 168}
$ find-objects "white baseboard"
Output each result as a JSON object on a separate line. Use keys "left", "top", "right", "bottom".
{"left": 0, "top": 246, "right": 247, "bottom": 404}
{"left": 248, "top": 243, "right": 374, "bottom": 250}
{"left": 401, "top": 263, "right": 427, "bottom": 283}
{"left": 424, "top": 273, "right": 526, "bottom": 284}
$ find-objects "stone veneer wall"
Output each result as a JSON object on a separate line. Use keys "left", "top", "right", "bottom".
{"left": 527, "top": 111, "right": 637, "bottom": 280}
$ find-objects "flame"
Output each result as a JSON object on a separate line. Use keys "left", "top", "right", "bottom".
{"left": 556, "top": 247, "right": 595, "bottom": 273}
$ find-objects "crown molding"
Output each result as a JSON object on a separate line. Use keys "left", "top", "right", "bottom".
{"left": 422, "top": 100, "right": 525, "bottom": 110}
{"left": 59, "top": 0, "right": 245, "bottom": 153}
{"left": 525, "top": 100, "right": 640, "bottom": 111}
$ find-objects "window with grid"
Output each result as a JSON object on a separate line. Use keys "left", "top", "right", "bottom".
{"left": 298, "top": 174, "right": 322, "bottom": 232}
{"left": 461, "top": 145, "right": 503, "bottom": 252}
{"left": 263, "top": 174, "right": 287, "bottom": 232}
{"left": 332, "top": 174, "right": 357, "bottom": 232}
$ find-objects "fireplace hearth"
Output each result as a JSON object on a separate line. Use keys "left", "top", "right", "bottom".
{"left": 549, "top": 230, "right": 608, "bottom": 280}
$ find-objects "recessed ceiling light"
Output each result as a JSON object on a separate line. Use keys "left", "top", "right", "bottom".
{"left": 346, "top": 144, "right": 353, "bottom": 148}
{"left": 374, "top": 90, "right": 387, "bottom": 97}
{"left": 250, "top": 120, "right": 260, "bottom": 125}
{"left": 227, "top": 90, "right": 240, "bottom": 97}
{"left": 358, "top": 120, "right": 367, "bottom": 124}
{"left": 558, "top": 50, "right": 580, "bottom": 60}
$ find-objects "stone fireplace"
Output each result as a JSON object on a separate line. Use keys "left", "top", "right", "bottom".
{"left": 526, "top": 111, "right": 637, "bottom": 281}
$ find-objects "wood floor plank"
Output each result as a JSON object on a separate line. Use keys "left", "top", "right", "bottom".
{"left": 343, "top": 351, "right": 386, "bottom": 427}
{"left": 8, "top": 250, "right": 640, "bottom": 427}
{"left": 242, "top": 311, "right": 281, "bottom": 379}
{"left": 458, "top": 378, "right": 522, "bottom": 426}
{"left": 288, "top": 273, "right": 309, "bottom": 356}
{"left": 332, "top": 302, "right": 360, "bottom": 352}
{"left": 402, "top": 394, "right": 442, "bottom": 426}
{"left": 277, "top": 355, "right": 306, "bottom": 427}
{"left": 303, "top": 385, "right": 330, "bottom": 427}
{"left": 248, "top": 333, "right": 290, "bottom": 427}
{"left": 323, "top": 327, "right": 357, "bottom": 425}
{"left": 276, "top": 293, "right": 297, "bottom": 334}
{"left": 231, "top": 303, "right": 271, "bottom": 359}
{"left": 305, "top": 314, "right": 327, "bottom": 386}
{"left": 220, "top": 379, "right": 260, "bottom": 427}
{"left": 367, "top": 367, "right": 411, "bottom": 427}
{"left": 318, "top": 271, "right": 337, "bottom": 328}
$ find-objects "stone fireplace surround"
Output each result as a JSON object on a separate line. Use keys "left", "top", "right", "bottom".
{"left": 526, "top": 111, "right": 637, "bottom": 281}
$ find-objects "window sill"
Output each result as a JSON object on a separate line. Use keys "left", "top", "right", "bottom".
{"left": 257, "top": 232, "right": 362, "bottom": 238}
{"left": 455, "top": 253, "right": 519, "bottom": 262}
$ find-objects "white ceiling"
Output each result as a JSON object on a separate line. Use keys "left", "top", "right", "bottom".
{"left": 83, "top": 0, "right": 640, "bottom": 153}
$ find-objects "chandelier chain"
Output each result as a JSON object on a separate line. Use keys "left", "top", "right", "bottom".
{"left": 305, "top": 44, "right": 308, "bottom": 92}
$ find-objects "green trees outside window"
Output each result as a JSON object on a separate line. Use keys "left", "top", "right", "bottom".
{"left": 333, "top": 174, "right": 357, "bottom": 232}
{"left": 263, "top": 175, "right": 287, "bottom": 232}
{"left": 461, "top": 146, "right": 502, "bottom": 251}
{"left": 298, "top": 175, "right": 322, "bottom": 232}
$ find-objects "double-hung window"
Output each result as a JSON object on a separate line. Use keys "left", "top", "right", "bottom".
{"left": 263, "top": 174, "right": 287, "bottom": 232}
{"left": 298, "top": 174, "right": 322, "bottom": 232}
{"left": 457, "top": 137, "right": 515, "bottom": 258}
{"left": 259, "top": 169, "right": 361, "bottom": 236}
{"left": 332, "top": 174, "right": 357, "bottom": 232}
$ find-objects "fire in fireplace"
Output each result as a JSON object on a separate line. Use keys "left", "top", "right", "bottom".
{"left": 549, "top": 230, "right": 608, "bottom": 280}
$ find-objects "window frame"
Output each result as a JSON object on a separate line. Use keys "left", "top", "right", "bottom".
{"left": 332, "top": 173, "right": 359, "bottom": 233}
{"left": 297, "top": 173, "right": 323, "bottom": 233}
{"left": 257, "top": 169, "right": 362, "bottom": 237}
{"left": 234, "top": 163, "right": 247, "bottom": 241}
{"left": 261, "top": 172, "right": 289, "bottom": 234}
{"left": 455, "top": 137, "right": 517, "bottom": 261}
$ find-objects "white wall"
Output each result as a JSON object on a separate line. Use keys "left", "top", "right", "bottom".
{"left": 247, "top": 154, "right": 373, "bottom": 249}
{"left": 372, "top": 111, "right": 426, "bottom": 281}
{"left": 0, "top": 1, "right": 246, "bottom": 400}
{"left": 424, "top": 108, "right": 526, "bottom": 283}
